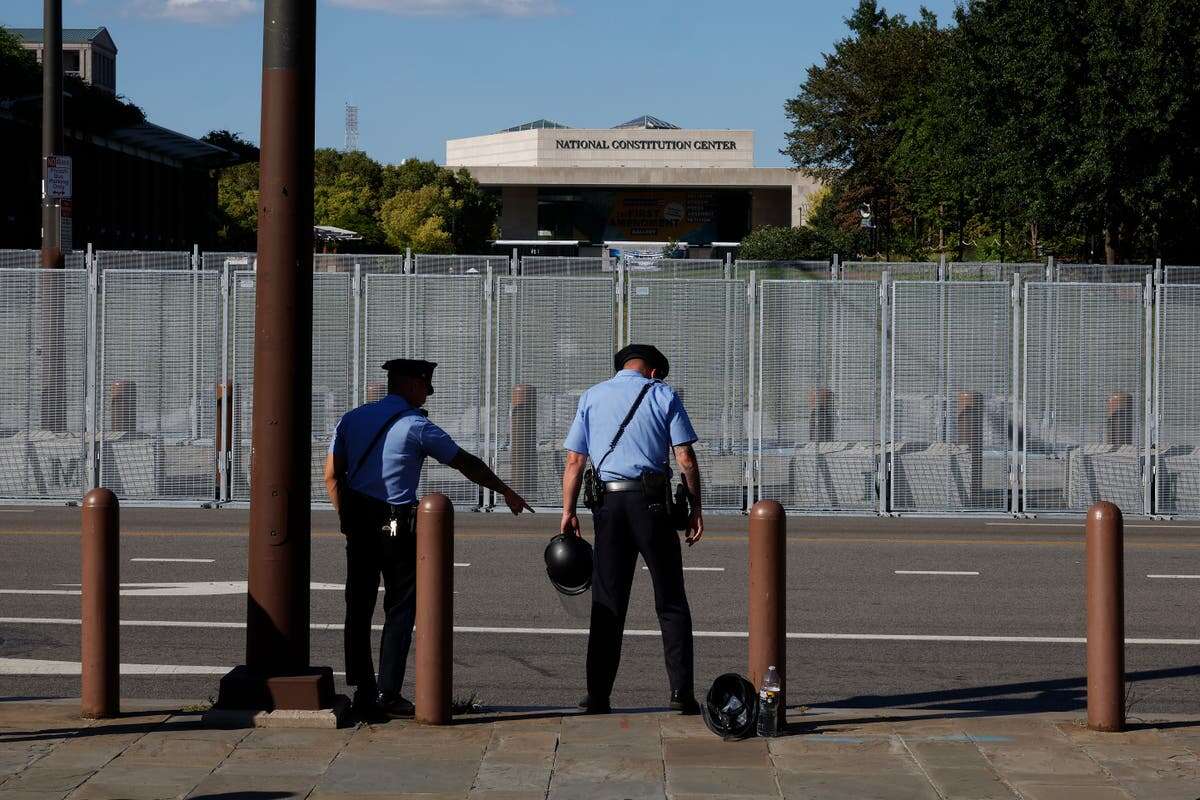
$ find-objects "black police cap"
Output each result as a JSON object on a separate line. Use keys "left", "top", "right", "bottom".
{"left": 382, "top": 359, "right": 437, "bottom": 381}
{"left": 614, "top": 344, "right": 669, "bottom": 378}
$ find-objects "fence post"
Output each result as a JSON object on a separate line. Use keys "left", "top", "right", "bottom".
{"left": 81, "top": 488, "right": 119, "bottom": 719}
{"left": 1143, "top": 274, "right": 1153, "bottom": 516}
{"left": 956, "top": 391, "right": 983, "bottom": 505}
{"left": 748, "top": 500, "right": 786, "bottom": 716}
{"left": 831, "top": 253, "right": 839, "bottom": 281}
{"left": 1086, "top": 501, "right": 1124, "bottom": 732}
{"left": 416, "top": 493, "right": 454, "bottom": 725}
{"left": 1010, "top": 273, "right": 1022, "bottom": 515}
{"left": 510, "top": 384, "right": 537, "bottom": 498}
{"left": 1047, "top": 256, "right": 1055, "bottom": 282}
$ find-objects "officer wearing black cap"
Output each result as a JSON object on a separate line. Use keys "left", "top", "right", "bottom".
{"left": 324, "top": 358, "right": 533, "bottom": 722}
{"left": 561, "top": 343, "right": 705, "bottom": 715}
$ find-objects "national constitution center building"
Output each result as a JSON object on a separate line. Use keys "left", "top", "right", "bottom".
{"left": 446, "top": 116, "right": 820, "bottom": 257}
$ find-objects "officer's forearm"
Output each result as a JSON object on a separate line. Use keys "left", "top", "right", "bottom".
{"left": 451, "top": 450, "right": 513, "bottom": 497}
{"left": 674, "top": 446, "right": 703, "bottom": 511}
{"left": 326, "top": 478, "right": 342, "bottom": 513}
{"left": 562, "top": 454, "right": 586, "bottom": 512}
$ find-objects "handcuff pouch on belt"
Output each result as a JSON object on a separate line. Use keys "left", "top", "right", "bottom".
{"left": 581, "top": 381, "right": 655, "bottom": 513}
{"left": 643, "top": 471, "right": 692, "bottom": 532}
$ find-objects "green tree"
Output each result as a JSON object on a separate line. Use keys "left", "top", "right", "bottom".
{"left": 379, "top": 184, "right": 455, "bottom": 253}
{"left": 738, "top": 225, "right": 832, "bottom": 261}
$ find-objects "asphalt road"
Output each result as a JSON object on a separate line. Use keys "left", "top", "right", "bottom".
{"left": 2, "top": 506, "right": 1199, "bottom": 716}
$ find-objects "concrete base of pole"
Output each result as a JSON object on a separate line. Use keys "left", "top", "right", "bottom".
{"left": 213, "top": 664, "right": 338, "bottom": 713}
{"left": 203, "top": 695, "right": 351, "bottom": 729}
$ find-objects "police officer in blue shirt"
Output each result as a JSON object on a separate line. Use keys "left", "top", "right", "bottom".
{"left": 324, "top": 358, "right": 532, "bottom": 721}
{"left": 561, "top": 344, "right": 705, "bottom": 715}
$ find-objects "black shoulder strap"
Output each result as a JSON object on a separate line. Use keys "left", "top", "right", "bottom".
{"left": 346, "top": 406, "right": 425, "bottom": 483}
{"left": 594, "top": 381, "right": 656, "bottom": 473}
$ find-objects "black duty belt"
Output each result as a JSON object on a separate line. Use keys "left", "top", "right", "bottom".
{"left": 604, "top": 480, "right": 644, "bottom": 493}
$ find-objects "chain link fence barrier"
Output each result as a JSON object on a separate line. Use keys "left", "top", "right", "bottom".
{"left": 1155, "top": 284, "right": 1200, "bottom": 516}
{"left": 627, "top": 277, "right": 748, "bottom": 508}
{"left": 735, "top": 260, "right": 831, "bottom": 281}
{"left": 0, "top": 269, "right": 91, "bottom": 500}
{"left": 757, "top": 280, "right": 880, "bottom": 511}
{"left": 96, "top": 250, "right": 193, "bottom": 271}
{"left": 519, "top": 256, "right": 607, "bottom": 277}
{"left": 1164, "top": 265, "right": 1200, "bottom": 284}
{"left": 363, "top": 274, "right": 486, "bottom": 506}
{"left": 202, "top": 252, "right": 255, "bottom": 272}
{"left": 98, "top": 270, "right": 221, "bottom": 501}
{"left": 890, "top": 282, "right": 1012, "bottom": 512}
{"left": 842, "top": 261, "right": 939, "bottom": 282}
{"left": 413, "top": 254, "right": 509, "bottom": 275}
{"left": 0, "top": 250, "right": 86, "bottom": 269}
{"left": 625, "top": 257, "right": 726, "bottom": 279}
{"left": 950, "top": 262, "right": 1047, "bottom": 282}
{"left": 1055, "top": 262, "right": 1154, "bottom": 284}
{"left": 1023, "top": 282, "right": 1147, "bottom": 513}
{"left": 494, "top": 276, "right": 616, "bottom": 508}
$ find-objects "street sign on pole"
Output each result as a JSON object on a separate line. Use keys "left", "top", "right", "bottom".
{"left": 44, "top": 155, "right": 72, "bottom": 200}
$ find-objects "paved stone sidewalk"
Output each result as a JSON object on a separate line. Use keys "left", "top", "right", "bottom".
{"left": 0, "top": 700, "right": 1198, "bottom": 799}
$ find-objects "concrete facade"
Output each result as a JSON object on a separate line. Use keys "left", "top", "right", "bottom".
{"left": 447, "top": 128, "right": 754, "bottom": 169}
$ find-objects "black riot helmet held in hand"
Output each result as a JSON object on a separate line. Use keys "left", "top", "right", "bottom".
{"left": 544, "top": 533, "right": 594, "bottom": 596}
{"left": 701, "top": 673, "right": 759, "bottom": 741}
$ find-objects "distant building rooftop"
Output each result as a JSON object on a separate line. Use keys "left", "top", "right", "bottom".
{"left": 613, "top": 115, "right": 679, "bottom": 130}
{"left": 501, "top": 119, "right": 571, "bottom": 132}
{"left": 9, "top": 27, "right": 115, "bottom": 49}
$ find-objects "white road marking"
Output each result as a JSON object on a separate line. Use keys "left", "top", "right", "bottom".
{"left": 1, "top": 617, "right": 1197, "bottom": 646}
{"left": 894, "top": 570, "right": 979, "bottom": 576}
{"left": 1148, "top": 574, "right": 1200, "bottom": 579}
{"left": 986, "top": 522, "right": 1196, "bottom": 529}
{"left": 0, "top": 581, "right": 350, "bottom": 597}
{"left": 641, "top": 566, "right": 725, "bottom": 572}
{"left": 130, "top": 558, "right": 215, "bottom": 564}
{"left": 0, "top": 657, "right": 345, "bottom": 677}
{"left": 455, "top": 563, "right": 471, "bottom": 567}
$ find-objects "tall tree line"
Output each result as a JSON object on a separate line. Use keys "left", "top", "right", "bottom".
{"left": 784, "top": 0, "right": 1200, "bottom": 263}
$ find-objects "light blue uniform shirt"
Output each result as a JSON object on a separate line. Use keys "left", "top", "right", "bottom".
{"left": 330, "top": 394, "right": 460, "bottom": 505}
{"left": 563, "top": 370, "right": 698, "bottom": 481}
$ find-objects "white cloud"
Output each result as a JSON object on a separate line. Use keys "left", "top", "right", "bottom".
{"left": 327, "top": 0, "right": 562, "bottom": 16}
{"left": 133, "top": 0, "right": 257, "bottom": 24}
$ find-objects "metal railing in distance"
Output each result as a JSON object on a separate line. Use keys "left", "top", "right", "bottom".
{"left": 843, "top": 261, "right": 938, "bottom": 282}
{"left": 1023, "top": 282, "right": 1146, "bottom": 513}
{"left": 736, "top": 260, "right": 830, "bottom": 282}
{"left": 0, "top": 269, "right": 90, "bottom": 500}
{"left": 758, "top": 281, "right": 880, "bottom": 511}
{"left": 96, "top": 250, "right": 192, "bottom": 271}
{"left": 891, "top": 282, "right": 1012, "bottom": 512}
{"left": 1056, "top": 263, "right": 1154, "bottom": 284}
{"left": 98, "top": 270, "right": 221, "bottom": 501}
{"left": 1164, "top": 265, "right": 1200, "bottom": 284}
{"left": 413, "top": 254, "right": 508, "bottom": 275}
{"left": 950, "top": 262, "right": 1044, "bottom": 282}
{"left": 313, "top": 253, "right": 404, "bottom": 274}
{"left": 627, "top": 277, "right": 748, "bottom": 509}
{"left": 202, "top": 252, "right": 254, "bottom": 272}
{"left": 626, "top": 258, "right": 725, "bottom": 279}
{"left": 493, "top": 276, "right": 615, "bottom": 508}
{"left": 363, "top": 274, "right": 485, "bottom": 507}
{"left": 519, "top": 257, "right": 606, "bottom": 277}
{"left": 1155, "top": 284, "right": 1200, "bottom": 516}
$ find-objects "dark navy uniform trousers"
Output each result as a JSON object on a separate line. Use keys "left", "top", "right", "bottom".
{"left": 587, "top": 488, "right": 695, "bottom": 701}
{"left": 341, "top": 491, "right": 416, "bottom": 698}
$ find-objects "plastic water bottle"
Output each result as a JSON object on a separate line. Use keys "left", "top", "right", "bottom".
{"left": 757, "top": 665, "right": 782, "bottom": 737}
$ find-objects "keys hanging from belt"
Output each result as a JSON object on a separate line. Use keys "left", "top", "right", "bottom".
{"left": 387, "top": 518, "right": 398, "bottom": 537}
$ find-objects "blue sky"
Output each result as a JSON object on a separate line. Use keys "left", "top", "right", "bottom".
{"left": 6, "top": 0, "right": 958, "bottom": 167}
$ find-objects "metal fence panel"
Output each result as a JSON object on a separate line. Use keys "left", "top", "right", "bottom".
{"left": 890, "top": 282, "right": 1012, "bottom": 512}
{"left": 1164, "top": 265, "right": 1200, "bottom": 284}
{"left": 758, "top": 281, "right": 880, "bottom": 511}
{"left": 843, "top": 261, "right": 938, "bottom": 281}
{"left": 98, "top": 270, "right": 220, "bottom": 500}
{"left": 1056, "top": 263, "right": 1154, "bottom": 284}
{"left": 0, "top": 269, "right": 90, "bottom": 499}
{"left": 494, "top": 276, "right": 615, "bottom": 507}
{"left": 0, "top": 249, "right": 86, "bottom": 269}
{"left": 1023, "top": 282, "right": 1146, "bottom": 513}
{"left": 202, "top": 252, "right": 254, "bottom": 272}
{"left": 950, "top": 262, "right": 1045, "bottom": 282}
{"left": 519, "top": 257, "right": 606, "bottom": 277}
{"left": 229, "top": 272, "right": 354, "bottom": 502}
{"left": 736, "top": 260, "right": 830, "bottom": 281}
{"left": 1155, "top": 285, "right": 1200, "bottom": 516}
{"left": 363, "top": 275, "right": 485, "bottom": 507}
{"left": 626, "top": 258, "right": 726, "bottom": 279}
{"left": 97, "top": 250, "right": 192, "bottom": 270}
{"left": 627, "top": 278, "right": 748, "bottom": 508}
{"left": 413, "top": 254, "right": 509, "bottom": 275}
{"left": 313, "top": 253, "right": 405, "bottom": 274}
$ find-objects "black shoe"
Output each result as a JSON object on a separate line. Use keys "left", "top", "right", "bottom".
{"left": 352, "top": 688, "right": 388, "bottom": 723}
{"left": 670, "top": 689, "right": 700, "bottom": 715}
{"left": 578, "top": 695, "right": 611, "bottom": 715}
{"left": 378, "top": 692, "right": 415, "bottom": 719}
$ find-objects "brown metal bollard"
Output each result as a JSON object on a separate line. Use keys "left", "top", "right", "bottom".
{"left": 81, "top": 488, "right": 119, "bottom": 719}
{"left": 808, "top": 388, "right": 834, "bottom": 443}
{"left": 511, "top": 385, "right": 537, "bottom": 496}
{"left": 109, "top": 381, "right": 137, "bottom": 433}
{"left": 415, "top": 493, "right": 454, "bottom": 725}
{"left": 749, "top": 500, "right": 786, "bottom": 712}
{"left": 215, "top": 382, "right": 234, "bottom": 489}
{"left": 1086, "top": 501, "right": 1125, "bottom": 732}
{"left": 956, "top": 391, "right": 983, "bottom": 504}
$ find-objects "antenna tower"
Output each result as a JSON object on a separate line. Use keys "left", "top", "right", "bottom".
{"left": 344, "top": 102, "right": 359, "bottom": 152}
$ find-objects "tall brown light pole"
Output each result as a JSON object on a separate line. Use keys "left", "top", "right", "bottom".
{"left": 40, "top": 0, "right": 66, "bottom": 433}
{"left": 215, "top": 0, "right": 334, "bottom": 713}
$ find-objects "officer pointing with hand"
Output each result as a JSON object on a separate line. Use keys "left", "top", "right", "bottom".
{"left": 324, "top": 358, "right": 533, "bottom": 722}
{"left": 561, "top": 344, "right": 704, "bottom": 715}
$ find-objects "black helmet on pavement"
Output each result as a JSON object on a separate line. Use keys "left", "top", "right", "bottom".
{"left": 544, "top": 533, "right": 593, "bottom": 596}
{"left": 702, "top": 673, "right": 759, "bottom": 740}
